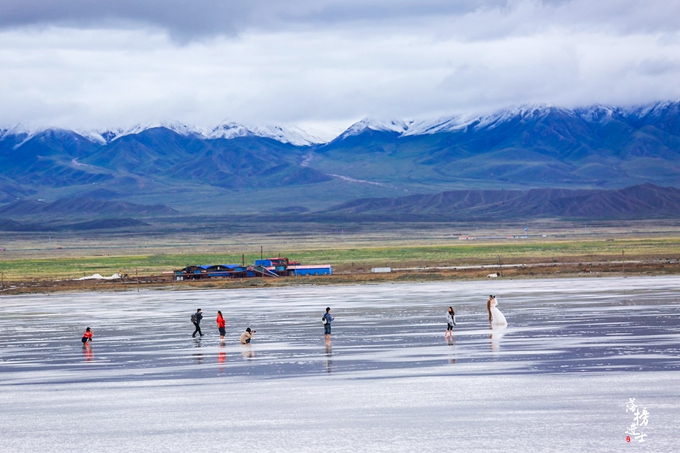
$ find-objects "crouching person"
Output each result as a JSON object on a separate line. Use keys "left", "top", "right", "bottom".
{"left": 240, "top": 327, "right": 255, "bottom": 344}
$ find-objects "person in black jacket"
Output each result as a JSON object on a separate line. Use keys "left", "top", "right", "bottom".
{"left": 192, "top": 308, "right": 203, "bottom": 337}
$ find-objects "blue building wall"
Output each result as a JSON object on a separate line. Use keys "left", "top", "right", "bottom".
{"left": 292, "top": 266, "right": 332, "bottom": 276}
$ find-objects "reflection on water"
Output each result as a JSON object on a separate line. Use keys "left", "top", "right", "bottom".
{"left": 83, "top": 345, "right": 93, "bottom": 362}
{"left": 193, "top": 339, "right": 203, "bottom": 364}
{"left": 324, "top": 343, "right": 333, "bottom": 373}
{"left": 1, "top": 276, "right": 679, "bottom": 384}
{"left": 241, "top": 346, "right": 254, "bottom": 359}
{"left": 218, "top": 347, "right": 227, "bottom": 373}
{"left": 489, "top": 325, "right": 507, "bottom": 350}
{"left": 447, "top": 339, "right": 457, "bottom": 364}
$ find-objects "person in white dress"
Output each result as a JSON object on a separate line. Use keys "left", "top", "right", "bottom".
{"left": 487, "top": 295, "right": 507, "bottom": 326}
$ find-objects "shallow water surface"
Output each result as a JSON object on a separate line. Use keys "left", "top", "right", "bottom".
{"left": 0, "top": 276, "right": 679, "bottom": 452}
{"left": 1, "top": 276, "right": 678, "bottom": 383}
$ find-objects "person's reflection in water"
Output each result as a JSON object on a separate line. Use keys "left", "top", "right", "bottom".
{"left": 447, "top": 338, "right": 456, "bottom": 364}
{"left": 83, "top": 345, "right": 93, "bottom": 362}
{"left": 489, "top": 325, "right": 507, "bottom": 351}
{"left": 218, "top": 346, "right": 227, "bottom": 373}
{"left": 193, "top": 338, "right": 203, "bottom": 364}
{"left": 324, "top": 342, "right": 333, "bottom": 373}
{"left": 241, "top": 345, "right": 255, "bottom": 359}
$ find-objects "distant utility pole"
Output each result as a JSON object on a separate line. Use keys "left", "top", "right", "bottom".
{"left": 497, "top": 255, "right": 503, "bottom": 277}
{"left": 622, "top": 250, "right": 625, "bottom": 276}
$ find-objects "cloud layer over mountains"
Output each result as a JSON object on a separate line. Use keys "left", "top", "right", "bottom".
{"left": 1, "top": 1, "right": 680, "bottom": 137}
{"left": 2, "top": 1, "right": 679, "bottom": 38}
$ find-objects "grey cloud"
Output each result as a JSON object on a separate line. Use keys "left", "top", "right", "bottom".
{"left": 636, "top": 58, "right": 680, "bottom": 76}
{"left": 2, "top": 1, "right": 680, "bottom": 40}
{"left": 2, "top": 1, "right": 680, "bottom": 133}
{"left": 0, "top": 1, "right": 497, "bottom": 39}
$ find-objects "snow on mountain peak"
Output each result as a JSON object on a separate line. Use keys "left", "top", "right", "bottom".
{"left": 338, "top": 118, "right": 414, "bottom": 140}
{"left": 4, "top": 101, "right": 679, "bottom": 148}
{"left": 83, "top": 122, "right": 206, "bottom": 144}
{"left": 207, "top": 122, "right": 322, "bottom": 146}
{"left": 0, "top": 124, "right": 39, "bottom": 141}
{"left": 473, "top": 104, "right": 556, "bottom": 128}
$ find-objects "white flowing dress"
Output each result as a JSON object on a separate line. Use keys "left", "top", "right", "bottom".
{"left": 490, "top": 298, "right": 507, "bottom": 326}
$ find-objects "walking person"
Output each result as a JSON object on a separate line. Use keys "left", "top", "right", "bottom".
{"left": 322, "top": 307, "right": 334, "bottom": 344}
{"left": 191, "top": 308, "right": 203, "bottom": 337}
{"left": 216, "top": 310, "right": 226, "bottom": 344}
{"left": 445, "top": 307, "right": 457, "bottom": 340}
{"left": 81, "top": 327, "right": 93, "bottom": 346}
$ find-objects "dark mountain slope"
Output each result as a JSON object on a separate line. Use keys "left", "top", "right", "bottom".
{"left": 0, "top": 127, "right": 329, "bottom": 193}
{"left": 64, "top": 218, "right": 149, "bottom": 230}
{"left": 1, "top": 102, "right": 680, "bottom": 215}
{"left": 0, "top": 197, "right": 178, "bottom": 218}
{"left": 0, "top": 130, "right": 113, "bottom": 187}
{"left": 0, "top": 218, "right": 22, "bottom": 231}
{"left": 0, "top": 179, "right": 34, "bottom": 203}
{"left": 310, "top": 104, "right": 680, "bottom": 188}
{"left": 324, "top": 184, "right": 680, "bottom": 220}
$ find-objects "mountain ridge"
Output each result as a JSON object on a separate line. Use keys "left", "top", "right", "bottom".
{"left": 2, "top": 101, "right": 680, "bottom": 215}
{"left": 0, "top": 197, "right": 178, "bottom": 218}
{"left": 323, "top": 183, "right": 680, "bottom": 220}
{"left": 4, "top": 101, "right": 680, "bottom": 147}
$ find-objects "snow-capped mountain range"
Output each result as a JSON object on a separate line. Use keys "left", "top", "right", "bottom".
{"left": 2, "top": 101, "right": 678, "bottom": 148}
{"left": 335, "top": 101, "right": 680, "bottom": 141}
{"left": 2, "top": 101, "right": 680, "bottom": 211}
{"left": 1, "top": 121, "right": 324, "bottom": 147}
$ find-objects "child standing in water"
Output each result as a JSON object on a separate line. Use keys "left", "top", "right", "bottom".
{"left": 445, "top": 307, "right": 457, "bottom": 340}
{"left": 81, "top": 327, "right": 93, "bottom": 346}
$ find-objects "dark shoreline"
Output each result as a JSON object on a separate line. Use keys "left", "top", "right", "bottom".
{"left": 2, "top": 257, "right": 678, "bottom": 296}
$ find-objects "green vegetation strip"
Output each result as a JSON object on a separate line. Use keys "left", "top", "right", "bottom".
{"left": 0, "top": 238, "right": 678, "bottom": 280}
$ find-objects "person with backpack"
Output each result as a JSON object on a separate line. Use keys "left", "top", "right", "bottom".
{"left": 216, "top": 310, "right": 226, "bottom": 344}
{"left": 191, "top": 308, "right": 203, "bottom": 337}
{"left": 322, "top": 307, "right": 334, "bottom": 343}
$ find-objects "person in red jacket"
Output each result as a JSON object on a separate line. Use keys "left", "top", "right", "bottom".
{"left": 81, "top": 327, "right": 93, "bottom": 346}
{"left": 216, "top": 311, "right": 226, "bottom": 343}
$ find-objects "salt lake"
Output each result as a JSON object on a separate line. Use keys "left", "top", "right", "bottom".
{"left": 1, "top": 276, "right": 678, "bottom": 452}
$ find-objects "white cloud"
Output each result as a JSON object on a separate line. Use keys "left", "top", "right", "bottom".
{"left": 0, "top": 1, "right": 679, "bottom": 138}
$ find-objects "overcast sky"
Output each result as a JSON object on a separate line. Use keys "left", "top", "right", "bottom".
{"left": 1, "top": 0, "right": 680, "bottom": 139}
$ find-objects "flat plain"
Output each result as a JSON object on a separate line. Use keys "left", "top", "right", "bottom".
{"left": 0, "top": 218, "right": 678, "bottom": 303}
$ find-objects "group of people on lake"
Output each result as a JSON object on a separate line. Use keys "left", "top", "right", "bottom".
{"left": 188, "top": 307, "right": 334, "bottom": 345}
{"left": 191, "top": 308, "right": 259, "bottom": 345}
{"left": 80, "top": 298, "right": 505, "bottom": 346}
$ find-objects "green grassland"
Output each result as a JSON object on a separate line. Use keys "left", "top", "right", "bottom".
{"left": 1, "top": 237, "right": 678, "bottom": 281}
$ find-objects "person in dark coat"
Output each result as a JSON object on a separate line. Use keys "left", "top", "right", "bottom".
{"left": 192, "top": 308, "right": 203, "bottom": 337}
